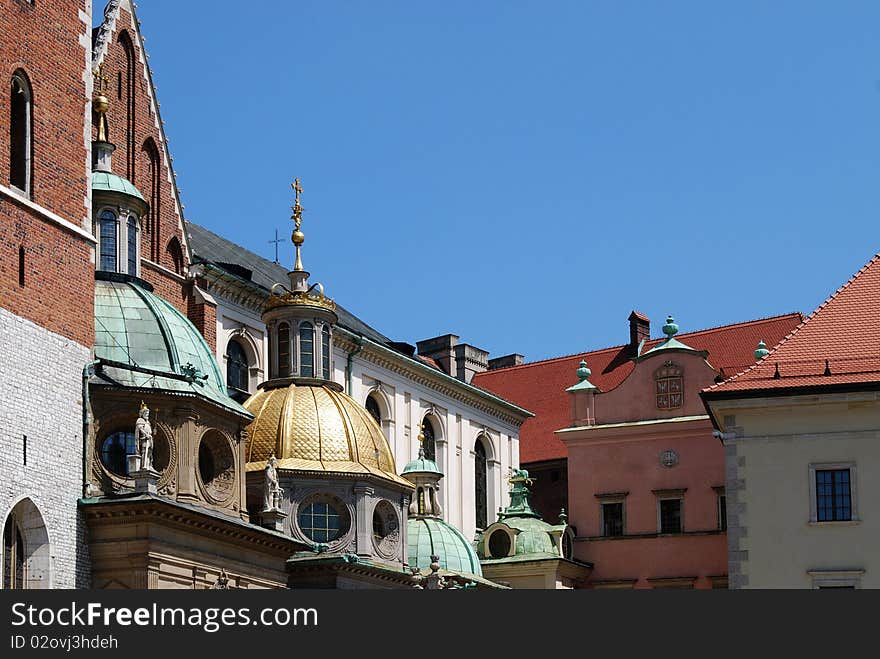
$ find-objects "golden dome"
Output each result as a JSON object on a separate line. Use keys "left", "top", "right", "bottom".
{"left": 244, "top": 380, "right": 412, "bottom": 488}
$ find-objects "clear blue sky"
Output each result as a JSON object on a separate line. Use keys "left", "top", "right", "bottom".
{"left": 118, "top": 1, "right": 880, "bottom": 363}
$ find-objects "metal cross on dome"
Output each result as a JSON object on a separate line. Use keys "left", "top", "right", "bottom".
{"left": 291, "top": 178, "right": 304, "bottom": 230}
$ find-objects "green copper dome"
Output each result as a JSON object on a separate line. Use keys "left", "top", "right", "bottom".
{"left": 401, "top": 455, "right": 442, "bottom": 476}
{"left": 92, "top": 273, "right": 249, "bottom": 417}
{"left": 92, "top": 170, "right": 147, "bottom": 204}
{"left": 407, "top": 517, "right": 483, "bottom": 578}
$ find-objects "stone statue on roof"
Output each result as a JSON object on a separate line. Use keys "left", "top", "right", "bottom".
{"left": 263, "top": 455, "right": 281, "bottom": 512}
{"left": 135, "top": 402, "right": 154, "bottom": 472}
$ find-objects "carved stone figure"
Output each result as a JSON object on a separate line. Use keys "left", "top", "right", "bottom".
{"left": 263, "top": 455, "right": 281, "bottom": 511}
{"left": 135, "top": 403, "right": 154, "bottom": 472}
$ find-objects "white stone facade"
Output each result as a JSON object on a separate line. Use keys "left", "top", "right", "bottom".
{"left": 211, "top": 295, "right": 524, "bottom": 543}
{"left": 0, "top": 307, "right": 91, "bottom": 588}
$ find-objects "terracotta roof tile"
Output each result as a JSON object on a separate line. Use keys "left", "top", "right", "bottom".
{"left": 473, "top": 313, "right": 802, "bottom": 463}
{"left": 705, "top": 253, "right": 880, "bottom": 395}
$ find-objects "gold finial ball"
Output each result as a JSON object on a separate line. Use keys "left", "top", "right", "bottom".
{"left": 94, "top": 93, "right": 110, "bottom": 114}
{"left": 292, "top": 229, "right": 305, "bottom": 245}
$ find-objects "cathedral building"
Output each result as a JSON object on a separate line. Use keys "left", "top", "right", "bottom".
{"left": 186, "top": 219, "right": 532, "bottom": 544}
{"left": 1, "top": 0, "right": 532, "bottom": 589}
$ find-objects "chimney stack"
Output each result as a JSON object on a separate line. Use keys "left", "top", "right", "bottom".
{"left": 628, "top": 311, "right": 650, "bottom": 356}
{"left": 488, "top": 354, "right": 525, "bottom": 370}
{"left": 416, "top": 334, "right": 489, "bottom": 383}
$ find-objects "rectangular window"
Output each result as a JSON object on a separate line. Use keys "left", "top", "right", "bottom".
{"left": 602, "top": 502, "right": 624, "bottom": 537}
{"left": 714, "top": 487, "right": 727, "bottom": 531}
{"left": 816, "top": 469, "right": 851, "bottom": 522}
{"left": 659, "top": 499, "right": 682, "bottom": 534}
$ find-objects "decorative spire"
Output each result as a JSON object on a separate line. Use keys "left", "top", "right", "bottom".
{"left": 576, "top": 360, "right": 591, "bottom": 381}
{"left": 416, "top": 422, "right": 427, "bottom": 460}
{"left": 662, "top": 315, "right": 679, "bottom": 339}
{"left": 93, "top": 65, "right": 111, "bottom": 143}
{"left": 500, "top": 468, "right": 539, "bottom": 518}
{"left": 291, "top": 178, "right": 305, "bottom": 272}
{"left": 754, "top": 340, "right": 770, "bottom": 360}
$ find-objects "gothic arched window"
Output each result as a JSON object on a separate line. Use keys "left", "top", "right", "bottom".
{"left": 474, "top": 439, "right": 488, "bottom": 530}
{"left": 2, "top": 515, "right": 25, "bottom": 590}
{"left": 321, "top": 325, "right": 331, "bottom": 379}
{"left": 119, "top": 31, "right": 136, "bottom": 180}
{"left": 365, "top": 395, "right": 382, "bottom": 425}
{"left": 165, "top": 237, "right": 183, "bottom": 275}
{"left": 277, "top": 323, "right": 291, "bottom": 377}
{"left": 142, "top": 138, "right": 161, "bottom": 257}
{"left": 299, "top": 322, "right": 314, "bottom": 377}
{"left": 98, "top": 210, "right": 118, "bottom": 272}
{"left": 10, "top": 70, "right": 33, "bottom": 195}
{"left": 655, "top": 362, "right": 683, "bottom": 410}
{"left": 226, "top": 339, "right": 249, "bottom": 399}
{"left": 127, "top": 216, "right": 139, "bottom": 275}
{"left": 422, "top": 417, "right": 437, "bottom": 462}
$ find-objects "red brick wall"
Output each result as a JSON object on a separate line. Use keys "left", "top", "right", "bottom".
{"left": 0, "top": 0, "right": 93, "bottom": 347}
{"left": 95, "top": 7, "right": 190, "bottom": 315}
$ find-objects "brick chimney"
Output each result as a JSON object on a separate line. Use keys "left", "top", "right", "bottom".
{"left": 628, "top": 311, "right": 650, "bottom": 357}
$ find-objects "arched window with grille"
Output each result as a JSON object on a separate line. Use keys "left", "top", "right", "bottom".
{"left": 98, "top": 210, "right": 118, "bottom": 272}
{"left": 226, "top": 339, "right": 250, "bottom": 400}
{"left": 3, "top": 499, "right": 49, "bottom": 589}
{"left": 299, "top": 322, "right": 314, "bottom": 377}
{"left": 365, "top": 395, "right": 382, "bottom": 425}
{"left": 422, "top": 417, "right": 437, "bottom": 462}
{"left": 10, "top": 70, "right": 33, "bottom": 195}
{"left": 2, "top": 515, "right": 25, "bottom": 590}
{"left": 277, "top": 323, "right": 291, "bottom": 377}
{"left": 474, "top": 439, "right": 488, "bottom": 530}
{"left": 321, "top": 324, "right": 331, "bottom": 379}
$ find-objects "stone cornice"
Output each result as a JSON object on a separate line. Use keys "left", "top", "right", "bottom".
{"left": 336, "top": 328, "right": 532, "bottom": 427}
{"left": 79, "top": 496, "right": 302, "bottom": 555}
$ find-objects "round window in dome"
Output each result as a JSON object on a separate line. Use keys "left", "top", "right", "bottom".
{"left": 99, "top": 429, "right": 170, "bottom": 477}
{"left": 197, "top": 431, "right": 236, "bottom": 503}
{"left": 298, "top": 495, "right": 350, "bottom": 544}
{"left": 488, "top": 529, "right": 512, "bottom": 558}
{"left": 372, "top": 500, "right": 400, "bottom": 558}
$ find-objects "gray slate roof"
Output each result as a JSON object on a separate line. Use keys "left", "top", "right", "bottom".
{"left": 185, "top": 221, "right": 393, "bottom": 347}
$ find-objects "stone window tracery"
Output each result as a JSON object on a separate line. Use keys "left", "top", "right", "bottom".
{"left": 2, "top": 516, "right": 25, "bottom": 590}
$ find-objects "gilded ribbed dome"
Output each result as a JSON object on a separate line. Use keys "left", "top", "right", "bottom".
{"left": 244, "top": 379, "right": 412, "bottom": 488}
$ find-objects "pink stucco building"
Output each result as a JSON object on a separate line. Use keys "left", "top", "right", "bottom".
{"left": 558, "top": 317, "right": 768, "bottom": 588}
{"left": 475, "top": 311, "right": 803, "bottom": 588}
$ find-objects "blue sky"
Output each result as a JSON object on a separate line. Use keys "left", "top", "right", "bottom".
{"left": 120, "top": 1, "right": 880, "bottom": 363}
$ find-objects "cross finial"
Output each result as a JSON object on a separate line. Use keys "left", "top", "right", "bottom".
{"left": 268, "top": 228, "right": 284, "bottom": 263}
{"left": 291, "top": 178, "right": 304, "bottom": 230}
{"left": 290, "top": 178, "right": 306, "bottom": 271}
{"left": 93, "top": 64, "right": 110, "bottom": 96}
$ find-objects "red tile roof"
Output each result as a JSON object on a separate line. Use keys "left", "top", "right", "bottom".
{"left": 472, "top": 313, "right": 802, "bottom": 463}
{"left": 705, "top": 253, "right": 880, "bottom": 395}
{"left": 417, "top": 355, "right": 442, "bottom": 370}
